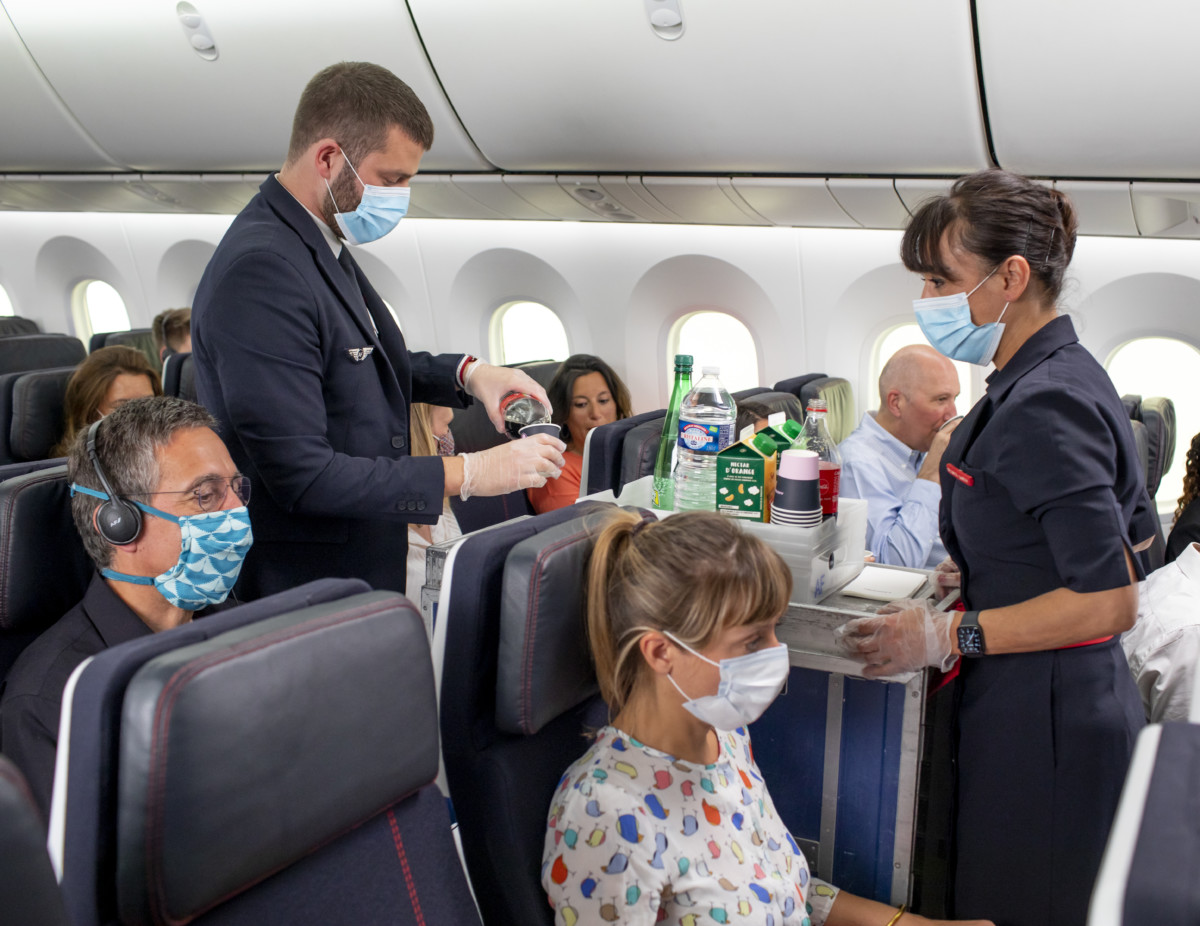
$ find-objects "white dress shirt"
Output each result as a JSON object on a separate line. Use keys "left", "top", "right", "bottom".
{"left": 838, "top": 411, "right": 946, "bottom": 569}
{"left": 1123, "top": 542, "right": 1200, "bottom": 723}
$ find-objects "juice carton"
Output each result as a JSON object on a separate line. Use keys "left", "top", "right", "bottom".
{"left": 716, "top": 431, "right": 778, "bottom": 522}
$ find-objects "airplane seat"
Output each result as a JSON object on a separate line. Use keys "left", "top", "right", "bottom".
{"left": 176, "top": 352, "right": 198, "bottom": 403}
{"left": 0, "top": 334, "right": 86, "bottom": 377}
{"left": 447, "top": 359, "right": 561, "bottom": 533}
{"left": 1122, "top": 395, "right": 1176, "bottom": 573}
{"left": 1129, "top": 420, "right": 1151, "bottom": 496}
{"left": 438, "top": 500, "right": 621, "bottom": 926}
{"left": 732, "top": 385, "right": 769, "bottom": 402}
{"left": 55, "top": 580, "right": 482, "bottom": 926}
{"left": 1087, "top": 723, "right": 1200, "bottom": 925}
{"left": 581, "top": 408, "right": 664, "bottom": 497}
{"left": 0, "top": 756, "right": 70, "bottom": 926}
{"left": 773, "top": 372, "right": 828, "bottom": 401}
{"left": 0, "top": 465, "right": 90, "bottom": 681}
{"left": 90, "top": 328, "right": 161, "bottom": 375}
{"left": 161, "top": 350, "right": 190, "bottom": 398}
{"left": 0, "top": 316, "right": 42, "bottom": 337}
{"left": 7, "top": 366, "right": 74, "bottom": 463}
{"left": 800, "top": 375, "right": 856, "bottom": 442}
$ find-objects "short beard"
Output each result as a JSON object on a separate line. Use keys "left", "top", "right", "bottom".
{"left": 321, "top": 166, "right": 362, "bottom": 240}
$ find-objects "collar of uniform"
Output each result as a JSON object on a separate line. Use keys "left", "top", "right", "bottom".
{"left": 273, "top": 172, "right": 343, "bottom": 258}
{"left": 859, "top": 411, "right": 923, "bottom": 471}
{"left": 1174, "top": 542, "right": 1200, "bottom": 584}
{"left": 261, "top": 173, "right": 343, "bottom": 259}
{"left": 84, "top": 572, "right": 156, "bottom": 649}
{"left": 984, "top": 314, "right": 1078, "bottom": 402}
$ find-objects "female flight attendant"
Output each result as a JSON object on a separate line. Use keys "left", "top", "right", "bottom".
{"left": 842, "top": 170, "right": 1155, "bottom": 926}
{"left": 544, "top": 509, "right": 993, "bottom": 926}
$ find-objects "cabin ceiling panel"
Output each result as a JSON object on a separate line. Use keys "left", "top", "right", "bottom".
{"left": 639, "top": 178, "right": 767, "bottom": 226}
{"left": 730, "top": 179, "right": 857, "bottom": 228}
{"left": 827, "top": 180, "right": 910, "bottom": 229}
{"left": 1130, "top": 183, "right": 1200, "bottom": 239}
{"left": 408, "top": 0, "right": 991, "bottom": 174}
{"left": 406, "top": 177, "right": 508, "bottom": 220}
{"left": 0, "top": 4, "right": 121, "bottom": 171}
{"left": 1054, "top": 181, "right": 1137, "bottom": 238}
{"left": 978, "top": 1, "right": 1200, "bottom": 179}
{"left": 1, "top": 0, "right": 490, "bottom": 173}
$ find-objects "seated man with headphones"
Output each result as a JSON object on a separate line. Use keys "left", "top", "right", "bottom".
{"left": 0, "top": 396, "right": 251, "bottom": 818}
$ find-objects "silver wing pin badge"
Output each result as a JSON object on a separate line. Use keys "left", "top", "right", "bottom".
{"left": 347, "top": 346, "right": 375, "bottom": 362}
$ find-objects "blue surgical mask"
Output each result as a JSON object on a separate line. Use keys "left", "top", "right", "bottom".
{"left": 325, "top": 150, "right": 410, "bottom": 245}
{"left": 73, "top": 485, "right": 253, "bottom": 610}
{"left": 913, "top": 267, "right": 1009, "bottom": 366}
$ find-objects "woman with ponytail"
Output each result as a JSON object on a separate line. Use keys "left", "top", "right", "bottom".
{"left": 841, "top": 170, "right": 1155, "bottom": 926}
{"left": 543, "top": 509, "right": 992, "bottom": 926}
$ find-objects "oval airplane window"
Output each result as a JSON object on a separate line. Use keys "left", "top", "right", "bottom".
{"left": 1106, "top": 336, "right": 1200, "bottom": 515}
{"left": 72, "top": 280, "right": 131, "bottom": 341}
{"left": 0, "top": 283, "right": 13, "bottom": 316}
{"left": 874, "top": 323, "right": 975, "bottom": 412}
{"left": 491, "top": 301, "right": 569, "bottom": 365}
{"left": 671, "top": 311, "right": 759, "bottom": 394}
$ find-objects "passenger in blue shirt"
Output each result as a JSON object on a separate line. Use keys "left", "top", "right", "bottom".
{"left": 839, "top": 344, "right": 960, "bottom": 568}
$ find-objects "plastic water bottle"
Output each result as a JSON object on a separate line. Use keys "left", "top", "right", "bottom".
{"left": 674, "top": 366, "right": 736, "bottom": 511}
{"left": 652, "top": 354, "right": 693, "bottom": 510}
{"left": 500, "top": 392, "right": 551, "bottom": 439}
{"left": 797, "top": 398, "right": 842, "bottom": 518}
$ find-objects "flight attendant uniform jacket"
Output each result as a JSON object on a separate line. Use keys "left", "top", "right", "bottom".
{"left": 192, "top": 175, "right": 470, "bottom": 599}
{"left": 939, "top": 314, "right": 1154, "bottom": 926}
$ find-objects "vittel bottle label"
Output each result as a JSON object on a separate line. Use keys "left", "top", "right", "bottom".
{"left": 679, "top": 420, "right": 733, "bottom": 453}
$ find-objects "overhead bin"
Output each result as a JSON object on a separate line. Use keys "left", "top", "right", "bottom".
{"left": 0, "top": 0, "right": 490, "bottom": 173}
{"left": 978, "top": 2, "right": 1200, "bottom": 179}
{"left": 0, "top": 6, "right": 119, "bottom": 171}
{"left": 408, "top": 0, "right": 991, "bottom": 174}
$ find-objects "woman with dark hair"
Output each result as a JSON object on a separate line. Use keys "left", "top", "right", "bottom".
{"left": 54, "top": 345, "right": 162, "bottom": 456}
{"left": 528, "top": 354, "right": 632, "bottom": 514}
{"left": 841, "top": 169, "right": 1155, "bottom": 926}
{"left": 543, "top": 509, "right": 992, "bottom": 926}
{"left": 1165, "top": 431, "right": 1200, "bottom": 563}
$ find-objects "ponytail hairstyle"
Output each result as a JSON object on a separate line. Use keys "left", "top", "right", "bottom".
{"left": 585, "top": 509, "right": 791, "bottom": 715}
{"left": 901, "top": 168, "right": 1079, "bottom": 306}
{"left": 1174, "top": 431, "right": 1200, "bottom": 525}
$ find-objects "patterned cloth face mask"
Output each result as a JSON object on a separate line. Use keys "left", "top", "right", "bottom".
{"left": 435, "top": 429, "right": 456, "bottom": 457}
{"left": 72, "top": 485, "right": 253, "bottom": 610}
{"left": 663, "top": 631, "right": 790, "bottom": 730}
{"left": 325, "top": 149, "right": 410, "bottom": 245}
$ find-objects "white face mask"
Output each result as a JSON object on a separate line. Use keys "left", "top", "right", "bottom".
{"left": 663, "top": 631, "right": 790, "bottom": 730}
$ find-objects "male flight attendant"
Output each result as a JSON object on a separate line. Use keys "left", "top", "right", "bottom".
{"left": 193, "top": 62, "right": 564, "bottom": 598}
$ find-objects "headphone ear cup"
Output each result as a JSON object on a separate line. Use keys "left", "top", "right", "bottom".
{"left": 96, "top": 498, "right": 142, "bottom": 545}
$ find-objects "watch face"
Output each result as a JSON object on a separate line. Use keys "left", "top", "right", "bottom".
{"left": 958, "top": 625, "right": 984, "bottom": 656}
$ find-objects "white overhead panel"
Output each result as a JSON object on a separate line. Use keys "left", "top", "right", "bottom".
{"left": 406, "top": 177, "right": 507, "bottom": 220}
{"left": 1054, "top": 182, "right": 1137, "bottom": 238}
{"left": 502, "top": 177, "right": 602, "bottom": 222}
{"left": 596, "top": 178, "right": 680, "bottom": 223}
{"left": 449, "top": 176, "right": 559, "bottom": 221}
{"left": 978, "top": 2, "right": 1200, "bottom": 179}
{"left": 0, "top": 4, "right": 119, "bottom": 171}
{"left": 895, "top": 179, "right": 956, "bottom": 218}
{"left": 556, "top": 178, "right": 647, "bottom": 222}
{"left": 408, "top": 0, "right": 990, "bottom": 174}
{"left": 1, "top": 0, "right": 491, "bottom": 173}
{"left": 1131, "top": 183, "right": 1200, "bottom": 238}
{"left": 730, "top": 178, "right": 856, "bottom": 228}
{"left": 639, "top": 178, "right": 766, "bottom": 226}
{"left": 827, "top": 180, "right": 910, "bottom": 229}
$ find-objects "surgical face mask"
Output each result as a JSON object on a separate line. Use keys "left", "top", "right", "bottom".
{"left": 663, "top": 631, "right": 790, "bottom": 731}
{"left": 913, "top": 266, "right": 1009, "bottom": 366}
{"left": 73, "top": 485, "right": 253, "bottom": 610}
{"left": 324, "top": 149, "right": 410, "bottom": 245}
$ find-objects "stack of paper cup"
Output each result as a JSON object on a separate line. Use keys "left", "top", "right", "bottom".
{"left": 772, "top": 449, "right": 823, "bottom": 528}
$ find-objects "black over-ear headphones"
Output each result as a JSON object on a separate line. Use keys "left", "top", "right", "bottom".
{"left": 85, "top": 419, "right": 142, "bottom": 545}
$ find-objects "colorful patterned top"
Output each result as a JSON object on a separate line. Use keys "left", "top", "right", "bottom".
{"left": 541, "top": 725, "right": 839, "bottom": 925}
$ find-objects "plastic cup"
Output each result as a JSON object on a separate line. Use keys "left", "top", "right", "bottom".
{"left": 519, "top": 422, "right": 561, "bottom": 439}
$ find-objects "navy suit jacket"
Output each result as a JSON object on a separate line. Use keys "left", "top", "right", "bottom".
{"left": 192, "top": 175, "right": 469, "bottom": 598}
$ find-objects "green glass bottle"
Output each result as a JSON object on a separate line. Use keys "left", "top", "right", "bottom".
{"left": 652, "top": 354, "right": 693, "bottom": 510}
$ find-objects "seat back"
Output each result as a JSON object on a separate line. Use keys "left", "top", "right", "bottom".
{"left": 581, "top": 408, "right": 665, "bottom": 497}
{"left": 161, "top": 350, "right": 190, "bottom": 398}
{"left": 1122, "top": 394, "right": 1177, "bottom": 500}
{"left": 0, "top": 756, "right": 70, "bottom": 926}
{"left": 773, "top": 372, "right": 828, "bottom": 400}
{"left": 90, "top": 329, "right": 160, "bottom": 375}
{"left": 57, "top": 580, "right": 481, "bottom": 926}
{"left": 0, "top": 334, "right": 86, "bottom": 377}
{"left": 4, "top": 366, "right": 74, "bottom": 463}
{"left": 438, "top": 500, "right": 626, "bottom": 926}
{"left": 448, "top": 359, "right": 561, "bottom": 533}
{"left": 0, "top": 316, "right": 42, "bottom": 337}
{"left": 800, "top": 375, "right": 856, "bottom": 442}
{"left": 0, "top": 466, "right": 91, "bottom": 680}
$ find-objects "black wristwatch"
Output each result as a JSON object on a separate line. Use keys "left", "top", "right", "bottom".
{"left": 957, "top": 610, "right": 986, "bottom": 657}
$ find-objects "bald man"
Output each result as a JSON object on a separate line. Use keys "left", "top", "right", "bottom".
{"left": 839, "top": 345, "right": 961, "bottom": 568}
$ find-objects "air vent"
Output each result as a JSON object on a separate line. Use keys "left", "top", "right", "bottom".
{"left": 176, "top": 2, "right": 218, "bottom": 61}
{"left": 643, "top": 0, "right": 684, "bottom": 40}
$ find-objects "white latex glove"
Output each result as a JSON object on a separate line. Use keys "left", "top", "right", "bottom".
{"left": 463, "top": 362, "right": 554, "bottom": 435}
{"left": 836, "top": 598, "right": 957, "bottom": 678}
{"left": 459, "top": 434, "right": 565, "bottom": 500}
{"left": 933, "top": 556, "right": 962, "bottom": 593}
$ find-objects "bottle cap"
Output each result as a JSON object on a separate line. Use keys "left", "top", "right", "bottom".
{"left": 702, "top": 365, "right": 720, "bottom": 375}
{"left": 806, "top": 398, "right": 828, "bottom": 413}
{"left": 674, "top": 354, "right": 693, "bottom": 364}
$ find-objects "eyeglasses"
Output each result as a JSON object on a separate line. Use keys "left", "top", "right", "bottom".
{"left": 140, "top": 475, "right": 250, "bottom": 513}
